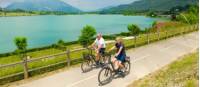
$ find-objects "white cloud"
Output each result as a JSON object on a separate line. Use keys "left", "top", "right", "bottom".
{"left": 62, "top": 0, "right": 138, "bottom": 11}
{"left": 0, "top": 0, "right": 137, "bottom": 11}
{"left": 0, "top": 0, "right": 25, "bottom": 8}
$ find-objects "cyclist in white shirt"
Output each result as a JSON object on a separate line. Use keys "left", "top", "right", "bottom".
{"left": 91, "top": 33, "right": 106, "bottom": 65}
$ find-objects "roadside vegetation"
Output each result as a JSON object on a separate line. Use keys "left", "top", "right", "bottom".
{"left": 0, "top": 9, "right": 70, "bottom": 17}
{"left": 128, "top": 51, "right": 198, "bottom": 87}
{"left": 176, "top": 5, "right": 199, "bottom": 24}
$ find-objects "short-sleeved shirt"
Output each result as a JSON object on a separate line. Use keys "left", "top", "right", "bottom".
{"left": 94, "top": 38, "right": 106, "bottom": 48}
{"left": 115, "top": 43, "right": 126, "bottom": 56}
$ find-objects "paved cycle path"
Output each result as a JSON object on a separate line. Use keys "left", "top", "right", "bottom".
{"left": 15, "top": 32, "right": 198, "bottom": 87}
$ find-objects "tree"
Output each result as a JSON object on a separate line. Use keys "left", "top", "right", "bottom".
{"left": 152, "top": 21, "right": 157, "bottom": 28}
{"left": 79, "top": 25, "right": 97, "bottom": 47}
{"left": 56, "top": 39, "right": 66, "bottom": 51}
{"left": 176, "top": 5, "right": 199, "bottom": 24}
{"left": 147, "top": 11, "right": 157, "bottom": 17}
{"left": 14, "top": 37, "right": 28, "bottom": 58}
{"left": 127, "top": 24, "right": 141, "bottom": 47}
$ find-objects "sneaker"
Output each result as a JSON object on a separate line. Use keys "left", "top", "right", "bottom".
{"left": 99, "top": 62, "right": 104, "bottom": 66}
{"left": 118, "top": 69, "right": 125, "bottom": 77}
{"left": 95, "top": 61, "right": 101, "bottom": 68}
{"left": 95, "top": 61, "right": 100, "bottom": 65}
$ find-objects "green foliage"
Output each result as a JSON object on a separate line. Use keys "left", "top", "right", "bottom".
{"left": 188, "top": 5, "right": 199, "bottom": 15}
{"left": 176, "top": 5, "right": 199, "bottom": 24}
{"left": 147, "top": 11, "right": 157, "bottom": 17}
{"left": 152, "top": 21, "right": 157, "bottom": 28}
{"left": 127, "top": 24, "right": 141, "bottom": 36}
{"left": 14, "top": 37, "right": 27, "bottom": 52}
{"left": 129, "top": 51, "right": 198, "bottom": 87}
{"left": 79, "top": 25, "right": 97, "bottom": 47}
{"left": 119, "top": 32, "right": 131, "bottom": 36}
{"left": 144, "top": 28, "right": 150, "bottom": 33}
{"left": 0, "top": 9, "right": 70, "bottom": 17}
{"left": 100, "top": 0, "right": 197, "bottom": 14}
{"left": 58, "top": 39, "right": 65, "bottom": 45}
{"left": 55, "top": 39, "right": 66, "bottom": 51}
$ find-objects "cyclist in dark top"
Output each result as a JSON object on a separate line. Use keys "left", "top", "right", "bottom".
{"left": 108, "top": 37, "right": 126, "bottom": 71}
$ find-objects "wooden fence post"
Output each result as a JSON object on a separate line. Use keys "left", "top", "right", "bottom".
{"left": 165, "top": 31, "right": 168, "bottom": 39}
{"left": 146, "top": 32, "right": 150, "bottom": 44}
{"left": 134, "top": 36, "right": 137, "bottom": 48}
{"left": 193, "top": 25, "right": 196, "bottom": 31}
{"left": 183, "top": 27, "right": 185, "bottom": 34}
{"left": 23, "top": 56, "right": 29, "bottom": 79}
{"left": 89, "top": 48, "right": 93, "bottom": 55}
{"left": 185, "top": 26, "right": 188, "bottom": 33}
{"left": 173, "top": 29, "right": 176, "bottom": 37}
{"left": 66, "top": 49, "right": 71, "bottom": 67}
{"left": 181, "top": 28, "right": 183, "bottom": 35}
{"left": 157, "top": 30, "right": 160, "bottom": 41}
{"left": 189, "top": 26, "right": 191, "bottom": 32}
{"left": 195, "top": 24, "right": 198, "bottom": 31}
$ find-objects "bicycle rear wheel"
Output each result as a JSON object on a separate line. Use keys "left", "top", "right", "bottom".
{"left": 81, "top": 60, "right": 93, "bottom": 73}
{"left": 98, "top": 67, "right": 112, "bottom": 85}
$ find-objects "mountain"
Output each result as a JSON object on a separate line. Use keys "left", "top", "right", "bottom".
{"left": 100, "top": 0, "right": 198, "bottom": 13}
{"left": 0, "top": 0, "right": 12, "bottom": 8}
{"left": 1, "top": 0, "right": 81, "bottom": 13}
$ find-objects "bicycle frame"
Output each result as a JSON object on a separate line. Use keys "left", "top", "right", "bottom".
{"left": 103, "top": 55, "right": 117, "bottom": 73}
{"left": 105, "top": 55, "right": 130, "bottom": 73}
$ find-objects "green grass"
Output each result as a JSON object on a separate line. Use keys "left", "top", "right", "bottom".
{"left": 0, "top": 24, "right": 198, "bottom": 83}
{"left": 128, "top": 51, "right": 199, "bottom": 87}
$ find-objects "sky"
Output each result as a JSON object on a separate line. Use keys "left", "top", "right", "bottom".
{"left": 0, "top": 0, "right": 138, "bottom": 11}
{"left": 62, "top": 0, "right": 138, "bottom": 11}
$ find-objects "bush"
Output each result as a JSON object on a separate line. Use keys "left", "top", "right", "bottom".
{"left": 103, "top": 35, "right": 116, "bottom": 40}
{"left": 78, "top": 25, "right": 97, "bottom": 47}
{"left": 119, "top": 32, "right": 131, "bottom": 36}
{"left": 176, "top": 5, "right": 199, "bottom": 24}
{"left": 127, "top": 24, "right": 141, "bottom": 36}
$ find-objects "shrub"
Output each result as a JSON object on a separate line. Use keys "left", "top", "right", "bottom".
{"left": 78, "top": 25, "right": 97, "bottom": 47}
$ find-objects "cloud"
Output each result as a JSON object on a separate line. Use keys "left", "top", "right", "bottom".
{"left": 0, "top": 0, "right": 25, "bottom": 8}
{"left": 0, "top": 0, "right": 137, "bottom": 11}
{"left": 62, "top": 0, "right": 137, "bottom": 11}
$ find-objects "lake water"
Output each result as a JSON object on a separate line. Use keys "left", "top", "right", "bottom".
{"left": 0, "top": 15, "right": 164, "bottom": 53}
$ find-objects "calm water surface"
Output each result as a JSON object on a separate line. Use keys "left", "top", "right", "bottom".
{"left": 0, "top": 15, "right": 164, "bottom": 53}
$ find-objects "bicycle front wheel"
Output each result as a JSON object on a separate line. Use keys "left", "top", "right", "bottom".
{"left": 123, "top": 61, "right": 131, "bottom": 75}
{"left": 98, "top": 67, "right": 112, "bottom": 85}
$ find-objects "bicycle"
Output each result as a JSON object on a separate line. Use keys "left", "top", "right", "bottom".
{"left": 81, "top": 48, "right": 110, "bottom": 73}
{"left": 98, "top": 53, "right": 131, "bottom": 85}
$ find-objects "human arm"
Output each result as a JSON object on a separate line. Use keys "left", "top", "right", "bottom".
{"left": 115, "top": 45, "right": 123, "bottom": 57}
{"left": 89, "top": 39, "right": 97, "bottom": 48}
{"left": 108, "top": 46, "right": 115, "bottom": 52}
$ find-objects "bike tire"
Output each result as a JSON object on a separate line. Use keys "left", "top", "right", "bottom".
{"left": 98, "top": 66, "right": 112, "bottom": 85}
{"left": 81, "top": 60, "right": 93, "bottom": 73}
{"left": 124, "top": 61, "right": 131, "bottom": 75}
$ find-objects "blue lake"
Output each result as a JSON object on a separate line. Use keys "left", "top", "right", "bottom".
{"left": 0, "top": 15, "right": 164, "bottom": 53}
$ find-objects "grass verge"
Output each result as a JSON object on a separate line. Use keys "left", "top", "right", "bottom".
{"left": 128, "top": 51, "right": 199, "bottom": 87}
